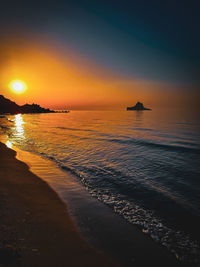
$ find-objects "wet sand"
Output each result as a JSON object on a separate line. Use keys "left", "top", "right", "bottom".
{"left": 0, "top": 141, "right": 186, "bottom": 267}
{"left": 0, "top": 142, "right": 117, "bottom": 267}
{"left": 15, "top": 147, "right": 184, "bottom": 267}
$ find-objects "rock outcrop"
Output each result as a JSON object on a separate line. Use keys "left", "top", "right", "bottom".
{"left": 0, "top": 95, "right": 21, "bottom": 114}
{"left": 20, "top": 103, "right": 54, "bottom": 114}
{"left": 127, "top": 102, "right": 151, "bottom": 111}
{"left": 0, "top": 95, "right": 55, "bottom": 114}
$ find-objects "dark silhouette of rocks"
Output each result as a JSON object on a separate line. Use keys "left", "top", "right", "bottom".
{"left": 127, "top": 102, "right": 151, "bottom": 111}
{"left": 0, "top": 95, "right": 55, "bottom": 114}
{"left": 0, "top": 95, "right": 20, "bottom": 114}
{"left": 20, "top": 103, "right": 54, "bottom": 114}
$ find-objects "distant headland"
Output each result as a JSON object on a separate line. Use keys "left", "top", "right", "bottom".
{"left": 0, "top": 95, "right": 69, "bottom": 114}
{"left": 127, "top": 102, "right": 151, "bottom": 111}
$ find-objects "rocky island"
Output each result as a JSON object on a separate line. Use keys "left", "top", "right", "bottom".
{"left": 127, "top": 102, "right": 151, "bottom": 111}
{"left": 0, "top": 95, "right": 56, "bottom": 114}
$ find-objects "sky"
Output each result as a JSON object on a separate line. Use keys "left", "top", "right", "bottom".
{"left": 0, "top": 0, "right": 199, "bottom": 110}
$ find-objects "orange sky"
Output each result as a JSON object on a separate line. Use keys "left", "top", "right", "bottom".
{"left": 0, "top": 38, "right": 199, "bottom": 110}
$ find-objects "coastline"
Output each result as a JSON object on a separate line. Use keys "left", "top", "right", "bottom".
{"left": 0, "top": 142, "right": 117, "bottom": 267}
{"left": 0, "top": 141, "right": 185, "bottom": 267}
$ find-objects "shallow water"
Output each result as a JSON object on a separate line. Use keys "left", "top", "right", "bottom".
{"left": 1, "top": 109, "right": 200, "bottom": 265}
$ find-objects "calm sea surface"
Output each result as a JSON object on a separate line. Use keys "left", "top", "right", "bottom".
{"left": 1, "top": 109, "right": 200, "bottom": 264}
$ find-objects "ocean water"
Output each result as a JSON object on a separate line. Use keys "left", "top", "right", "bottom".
{"left": 1, "top": 109, "right": 200, "bottom": 265}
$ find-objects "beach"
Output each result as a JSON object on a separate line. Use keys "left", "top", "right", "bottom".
{"left": 1, "top": 109, "right": 199, "bottom": 266}
{"left": 0, "top": 141, "right": 185, "bottom": 267}
{"left": 0, "top": 142, "right": 117, "bottom": 267}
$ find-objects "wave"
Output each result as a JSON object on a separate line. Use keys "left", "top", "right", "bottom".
{"left": 26, "top": 149, "right": 200, "bottom": 265}
{"left": 101, "top": 137, "right": 200, "bottom": 154}
{"left": 56, "top": 126, "right": 93, "bottom": 132}
{"left": 3, "top": 111, "right": 200, "bottom": 266}
{"left": 131, "top": 127, "right": 154, "bottom": 131}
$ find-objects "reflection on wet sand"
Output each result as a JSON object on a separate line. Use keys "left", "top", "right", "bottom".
{"left": 6, "top": 140, "right": 12, "bottom": 149}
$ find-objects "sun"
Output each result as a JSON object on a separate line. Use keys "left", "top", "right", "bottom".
{"left": 9, "top": 80, "right": 27, "bottom": 94}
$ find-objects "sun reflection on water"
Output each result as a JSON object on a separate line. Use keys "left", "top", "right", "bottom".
{"left": 6, "top": 140, "right": 12, "bottom": 148}
{"left": 14, "top": 114, "right": 24, "bottom": 137}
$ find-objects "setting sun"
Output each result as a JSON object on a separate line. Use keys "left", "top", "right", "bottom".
{"left": 9, "top": 80, "right": 27, "bottom": 94}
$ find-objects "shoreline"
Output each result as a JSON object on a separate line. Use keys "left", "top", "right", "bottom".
{"left": 0, "top": 142, "right": 185, "bottom": 266}
{"left": 0, "top": 142, "right": 117, "bottom": 267}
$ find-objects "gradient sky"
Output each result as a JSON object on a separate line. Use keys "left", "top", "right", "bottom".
{"left": 0, "top": 0, "right": 199, "bottom": 109}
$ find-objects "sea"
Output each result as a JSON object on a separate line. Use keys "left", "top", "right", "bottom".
{"left": 0, "top": 109, "right": 200, "bottom": 265}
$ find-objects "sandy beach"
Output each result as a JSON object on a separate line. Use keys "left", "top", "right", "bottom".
{"left": 0, "top": 142, "right": 117, "bottom": 267}
{"left": 0, "top": 141, "right": 189, "bottom": 267}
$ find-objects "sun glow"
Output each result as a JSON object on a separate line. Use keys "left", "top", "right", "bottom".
{"left": 9, "top": 80, "right": 27, "bottom": 94}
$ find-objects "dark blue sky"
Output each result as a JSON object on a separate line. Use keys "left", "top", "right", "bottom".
{"left": 1, "top": 0, "right": 200, "bottom": 84}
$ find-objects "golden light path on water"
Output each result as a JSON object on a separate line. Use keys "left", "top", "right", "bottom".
{"left": 6, "top": 140, "right": 12, "bottom": 149}
{"left": 6, "top": 114, "right": 25, "bottom": 149}
{"left": 15, "top": 114, "right": 24, "bottom": 136}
